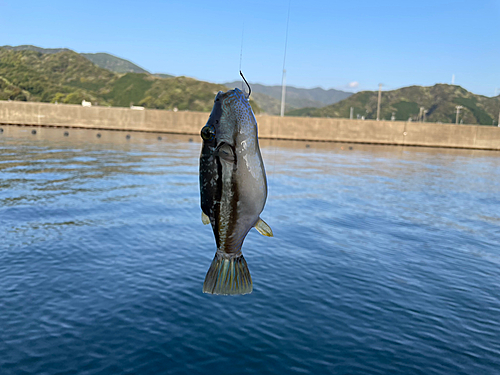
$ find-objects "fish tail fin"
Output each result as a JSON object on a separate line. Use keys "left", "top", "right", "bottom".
{"left": 203, "top": 252, "right": 253, "bottom": 295}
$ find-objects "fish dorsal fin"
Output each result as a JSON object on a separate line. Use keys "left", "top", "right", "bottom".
{"left": 202, "top": 211, "right": 210, "bottom": 225}
{"left": 254, "top": 217, "right": 273, "bottom": 237}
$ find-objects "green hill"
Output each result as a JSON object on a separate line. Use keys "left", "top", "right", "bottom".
{"left": 0, "top": 47, "right": 259, "bottom": 112}
{"left": 81, "top": 52, "right": 149, "bottom": 74}
{"left": 153, "top": 73, "right": 175, "bottom": 79}
{"left": 1, "top": 45, "right": 172, "bottom": 76}
{"left": 287, "top": 84, "right": 500, "bottom": 125}
{"left": 139, "top": 76, "right": 231, "bottom": 111}
{"left": 0, "top": 48, "right": 116, "bottom": 104}
{"left": 0, "top": 45, "right": 71, "bottom": 54}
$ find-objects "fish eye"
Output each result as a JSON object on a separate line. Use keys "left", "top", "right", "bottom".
{"left": 201, "top": 125, "right": 215, "bottom": 141}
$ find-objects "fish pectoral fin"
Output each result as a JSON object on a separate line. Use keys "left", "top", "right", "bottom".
{"left": 254, "top": 217, "right": 273, "bottom": 237}
{"left": 216, "top": 143, "right": 236, "bottom": 163}
{"left": 202, "top": 211, "right": 210, "bottom": 225}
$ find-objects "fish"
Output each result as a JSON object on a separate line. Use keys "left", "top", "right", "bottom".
{"left": 199, "top": 87, "right": 273, "bottom": 295}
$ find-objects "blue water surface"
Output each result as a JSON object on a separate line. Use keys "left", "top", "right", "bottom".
{"left": 1, "top": 126, "right": 499, "bottom": 375}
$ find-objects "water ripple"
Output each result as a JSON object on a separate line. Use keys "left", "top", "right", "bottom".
{"left": 1, "top": 128, "right": 500, "bottom": 374}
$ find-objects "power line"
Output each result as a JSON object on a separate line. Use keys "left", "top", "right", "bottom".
{"left": 280, "top": 0, "right": 291, "bottom": 118}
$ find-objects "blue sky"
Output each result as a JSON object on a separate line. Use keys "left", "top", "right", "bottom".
{"left": 1, "top": 0, "right": 499, "bottom": 96}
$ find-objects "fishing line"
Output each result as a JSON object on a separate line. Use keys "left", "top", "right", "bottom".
{"left": 273, "top": 1, "right": 292, "bottom": 174}
{"left": 268, "top": 0, "right": 292, "bottom": 222}
{"left": 239, "top": 23, "right": 245, "bottom": 92}
{"left": 282, "top": 0, "right": 291, "bottom": 84}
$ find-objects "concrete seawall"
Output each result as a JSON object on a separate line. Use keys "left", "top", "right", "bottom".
{"left": 1, "top": 101, "right": 499, "bottom": 150}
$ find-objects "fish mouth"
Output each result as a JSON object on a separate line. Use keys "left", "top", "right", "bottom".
{"left": 214, "top": 91, "right": 225, "bottom": 102}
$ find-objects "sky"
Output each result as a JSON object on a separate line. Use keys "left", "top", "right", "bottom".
{"left": 1, "top": 0, "right": 499, "bottom": 96}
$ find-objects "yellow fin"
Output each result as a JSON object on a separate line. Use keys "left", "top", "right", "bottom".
{"left": 202, "top": 211, "right": 210, "bottom": 225}
{"left": 254, "top": 217, "right": 273, "bottom": 237}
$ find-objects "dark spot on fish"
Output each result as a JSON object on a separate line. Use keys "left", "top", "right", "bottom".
{"left": 349, "top": 146, "right": 353, "bottom": 150}
{"left": 96, "top": 133, "right": 101, "bottom": 138}
{"left": 189, "top": 138, "right": 193, "bottom": 143}
{"left": 306, "top": 144, "right": 310, "bottom": 148}
{"left": 0, "top": 128, "right": 3, "bottom": 133}
{"left": 64, "top": 131, "right": 69, "bottom": 137}
{"left": 158, "top": 136, "right": 162, "bottom": 141}
{"left": 126, "top": 134, "right": 131, "bottom": 140}
{"left": 32, "top": 129, "right": 37, "bottom": 135}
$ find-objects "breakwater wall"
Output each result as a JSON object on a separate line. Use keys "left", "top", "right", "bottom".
{"left": 1, "top": 101, "right": 499, "bottom": 150}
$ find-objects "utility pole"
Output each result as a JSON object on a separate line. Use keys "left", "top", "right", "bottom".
{"left": 455, "top": 105, "right": 463, "bottom": 124}
{"left": 350, "top": 107, "right": 353, "bottom": 120}
{"left": 451, "top": 74, "right": 455, "bottom": 85}
{"left": 376, "top": 83, "right": 382, "bottom": 121}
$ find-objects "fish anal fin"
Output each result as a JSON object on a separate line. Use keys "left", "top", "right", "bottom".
{"left": 254, "top": 217, "right": 273, "bottom": 237}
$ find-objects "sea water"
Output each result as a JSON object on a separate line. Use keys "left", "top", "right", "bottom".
{"left": 1, "top": 126, "right": 499, "bottom": 375}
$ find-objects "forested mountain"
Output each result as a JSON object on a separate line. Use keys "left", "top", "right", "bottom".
{"left": 0, "top": 48, "right": 258, "bottom": 112}
{"left": 81, "top": 52, "right": 149, "bottom": 74}
{"left": 1, "top": 45, "right": 167, "bottom": 76}
{"left": 224, "top": 80, "right": 352, "bottom": 115}
{"left": 287, "top": 84, "right": 500, "bottom": 125}
{"left": 2, "top": 45, "right": 498, "bottom": 123}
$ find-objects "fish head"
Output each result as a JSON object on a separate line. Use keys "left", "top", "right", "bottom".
{"left": 200, "top": 88, "right": 257, "bottom": 153}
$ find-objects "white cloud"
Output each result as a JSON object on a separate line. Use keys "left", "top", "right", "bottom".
{"left": 348, "top": 81, "right": 359, "bottom": 88}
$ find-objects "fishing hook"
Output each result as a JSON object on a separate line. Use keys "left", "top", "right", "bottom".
{"left": 239, "top": 71, "right": 251, "bottom": 98}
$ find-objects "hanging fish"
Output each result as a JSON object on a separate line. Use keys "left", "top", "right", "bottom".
{"left": 199, "top": 83, "right": 272, "bottom": 295}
